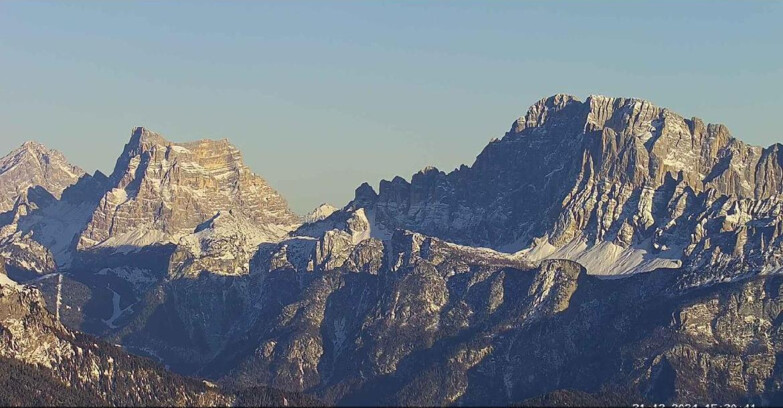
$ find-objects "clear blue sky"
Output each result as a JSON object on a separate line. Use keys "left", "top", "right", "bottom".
{"left": 1, "top": 1, "right": 781, "bottom": 214}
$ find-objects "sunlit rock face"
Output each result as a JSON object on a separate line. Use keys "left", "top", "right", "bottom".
{"left": 0, "top": 141, "right": 85, "bottom": 214}
{"left": 78, "top": 127, "right": 300, "bottom": 250}
{"left": 304, "top": 203, "right": 338, "bottom": 223}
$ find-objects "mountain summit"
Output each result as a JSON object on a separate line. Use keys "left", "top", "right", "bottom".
{"left": 77, "top": 127, "right": 300, "bottom": 250}
{"left": 0, "top": 141, "right": 85, "bottom": 213}
{"left": 328, "top": 94, "right": 783, "bottom": 278}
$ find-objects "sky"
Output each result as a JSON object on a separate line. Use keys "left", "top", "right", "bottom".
{"left": 1, "top": 1, "right": 781, "bottom": 214}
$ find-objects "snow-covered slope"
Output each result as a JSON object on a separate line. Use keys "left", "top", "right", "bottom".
{"left": 169, "top": 209, "right": 291, "bottom": 277}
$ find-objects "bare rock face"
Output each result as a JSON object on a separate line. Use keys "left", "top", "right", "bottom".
{"left": 78, "top": 127, "right": 300, "bottom": 250}
{"left": 0, "top": 141, "right": 85, "bottom": 214}
{"left": 340, "top": 95, "right": 783, "bottom": 278}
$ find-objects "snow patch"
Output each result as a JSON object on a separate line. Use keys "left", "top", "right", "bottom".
{"left": 102, "top": 286, "right": 134, "bottom": 329}
{"left": 169, "top": 145, "right": 192, "bottom": 154}
{"left": 522, "top": 237, "right": 682, "bottom": 276}
{"left": 99, "top": 228, "right": 173, "bottom": 253}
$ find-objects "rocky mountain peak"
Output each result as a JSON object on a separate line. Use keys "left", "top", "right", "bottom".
{"left": 304, "top": 203, "right": 339, "bottom": 223}
{"left": 509, "top": 93, "right": 580, "bottom": 134}
{"left": 78, "top": 127, "right": 300, "bottom": 250}
{"left": 18, "top": 140, "right": 48, "bottom": 151}
{"left": 350, "top": 182, "right": 379, "bottom": 209}
{"left": 0, "top": 141, "right": 85, "bottom": 213}
{"left": 112, "top": 127, "right": 233, "bottom": 179}
{"left": 1, "top": 141, "right": 82, "bottom": 175}
{"left": 329, "top": 94, "right": 783, "bottom": 278}
{"left": 130, "top": 126, "right": 167, "bottom": 146}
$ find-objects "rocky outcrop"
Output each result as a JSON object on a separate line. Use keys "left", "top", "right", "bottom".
{"left": 78, "top": 127, "right": 300, "bottom": 250}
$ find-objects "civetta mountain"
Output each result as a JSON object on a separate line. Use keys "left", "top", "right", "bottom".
{"left": 1, "top": 94, "right": 783, "bottom": 406}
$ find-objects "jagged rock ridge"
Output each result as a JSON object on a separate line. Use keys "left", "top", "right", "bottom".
{"left": 335, "top": 94, "right": 783, "bottom": 278}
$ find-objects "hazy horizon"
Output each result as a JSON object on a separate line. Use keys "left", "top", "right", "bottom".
{"left": 2, "top": 1, "right": 781, "bottom": 214}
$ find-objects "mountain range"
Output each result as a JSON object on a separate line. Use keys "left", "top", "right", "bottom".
{"left": 2, "top": 94, "right": 783, "bottom": 406}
